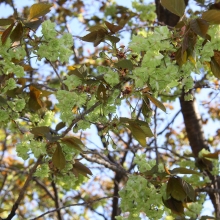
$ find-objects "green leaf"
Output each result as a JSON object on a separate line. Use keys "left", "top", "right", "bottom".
{"left": 28, "top": 3, "right": 53, "bottom": 20}
{"left": 30, "top": 126, "right": 50, "bottom": 138}
{"left": 55, "top": 122, "right": 66, "bottom": 131}
{"left": 175, "top": 47, "right": 187, "bottom": 66}
{"left": 210, "top": 55, "right": 220, "bottom": 79}
{"left": 0, "top": 19, "right": 14, "bottom": 26}
{"left": 72, "top": 160, "right": 92, "bottom": 177}
{"left": 144, "top": 93, "right": 166, "bottom": 112}
{"left": 1, "top": 23, "right": 14, "bottom": 45}
{"left": 115, "top": 59, "right": 134, "bottom": 71}
{"left": 190, "top": 18, "right": 209, "bottom": 38}
{"left": 170, "top": 167, "right": 200, "bottom": 175}
{"left": 161, "top": 0, "right": 185, "bottom": 17}
{"left": 97, "top": 83, "right": 108, "bottom": 101}
{"left": 60, "top": 136, "right": 84, "bottom": 152}
{"left": 202, "top": 9, "right": 220, "bottom": 24}
{"left": 10, "top": 22, "right": 23, "bottom": 43}
{"left": 0, "top": 96, "right": 7, "bottom": 107}
{"left": 52, "top": 143, "right": 66, "bottom": 170}
{"left": 127, "top": 122, "right": 147, "bottom": 147}
{"left": 166, "top": 177, "right": 187, "bottom": 202}
{"left": 182, "top": 179, "right": 196, "bottom": 202}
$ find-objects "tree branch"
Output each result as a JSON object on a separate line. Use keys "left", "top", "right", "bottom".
{"left": 82, "top": 154, "right": 127, "bottom": 177}
{"left": 30, "top": 196, "right": 115, "bottom": 220}
{"left": 3, "top": 155, "right": 43, "bottom": 220}
{"left": 51, "top": 179, "right": 63, "bottom": 220}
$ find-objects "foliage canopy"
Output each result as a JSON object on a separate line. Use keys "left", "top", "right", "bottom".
{"left": 0, "top": 0, "right": 220, "bottom": 219}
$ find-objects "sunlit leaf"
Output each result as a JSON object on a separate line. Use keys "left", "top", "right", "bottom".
{"left": 115, "top": 59, "right": 133, "bottom": 71}
{"left": 144, "top": 93, "right": 166, "bottom": 112}
{"left": 60, "top": 136, "right": 84, "bottom": 152}
{"left": 1, "top": 23, "right": 14, "bottom": 45}
{"left": 10, "top": 22, "right": 23, "bottom": 43}
{"left": 72, "top": 160, "right": 92, "bottom": 177}
{"left": 28, "top": 3, "right": 53, "bottom": 20}
{"left": 0, "top": 19, "right": 14, "bottom": 26}
{"left": 127, "top": 121, "right": 147, "bottom": 147}
{"left": 202, "top": 9, "right": 220, "bottom": 24}
{"left": 161, "top": 0, "right": 185, "bottom": 17}
{"left": 203, "top": 151, "right": 219, "bottom": 159}
{"left": 52, "top": 143, "right": 66, "bottom": 170}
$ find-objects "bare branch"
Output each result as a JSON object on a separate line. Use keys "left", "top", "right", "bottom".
{"left": 3, "top": 156, "right": 43, "bottom": 220}
{"left": 82, "top": 154, "right": 127, "bottom": 177}
{"left": 30, "top": 196, "right": 115, "bottom": 220}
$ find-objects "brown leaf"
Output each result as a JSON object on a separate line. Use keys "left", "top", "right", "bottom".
{"left": 55, "top": 122, "right": 66, "bottom": 131}
{"left": 161, "top": 0, "right": 185, "bottom": 17}
{"left": 28, "top": 85, "right": 43, "bottom": 111}
{"left": 1, "top": 23, "right": 14, "bottom": 45}
{"left": 144, "top": 93, "right": 166, "bottom": 112}
{"left": 24, "top": 19, "right": 42, "bottom": 31}
{"left": 175, "top": 47, "right": 187, "bottom": 66}
{"left": 28, "top": 3, "right": 53, "bottom": 20}
{"left": 203, "top": 151, "right": 220, "bottom": 159}
{"left": 10, "top": 22, "right": 23, "bottom": 43}
{"left": 97, "top": 83, "right": 108, "bottom": 101}
{"left": 104, "top": 21, "right": 123, "bottom": 33}
{"left": 30, "top": 126, "right": 50, "bottom": 137}
{"left": 60, "top": 136, "right": 84, "bottom": 152}
{"left": 210, "top": 55, "right": 220, "bottom": 79}
{"left": 52, "top": 143, "right": 66, "bottom": 170}
{"left": 162, "top": 197, "right": 184, "bottom": 215}
{"left": 72, "top": 160, "right": 92, "bottom": 177}
{"left": 202, "top": 9, "right": 220, "bottom": 24}
{"left": 0, "top": 19, "right": 14, "bottom": 26}
{"left": 190, "top": 18, "right": 209, "bottom": 38}
{"left": 115, "top": 59, "right": 133, "bottom": 71}
{"left": 166, "top": 177, "right": 187, "bottom": 202}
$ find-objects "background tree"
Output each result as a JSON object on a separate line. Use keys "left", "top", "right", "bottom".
{"left": 0, "top": 0, "right": 220, "bottom": 220}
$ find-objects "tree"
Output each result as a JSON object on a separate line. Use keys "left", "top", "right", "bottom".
{"left": 0, "top": 0, "right": 220, "bottom": 219}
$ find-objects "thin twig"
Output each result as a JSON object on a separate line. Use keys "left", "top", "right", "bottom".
{"left": 82, "top": 154, "right": 127, "bottom": 176}
{"left": 30, "top": 196, "right": 115, "bottom": 220}
{"left": 51, "top": 179, "right": 63, "bottom": 220}
{"left": 3, "top": 156, "right": 43, "bottom": 220}
{"left": 61, "top": 101, "right": 101, "bottom": 137}
{"left": 46, "top": 59, "right": 65, "bottom": 89}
